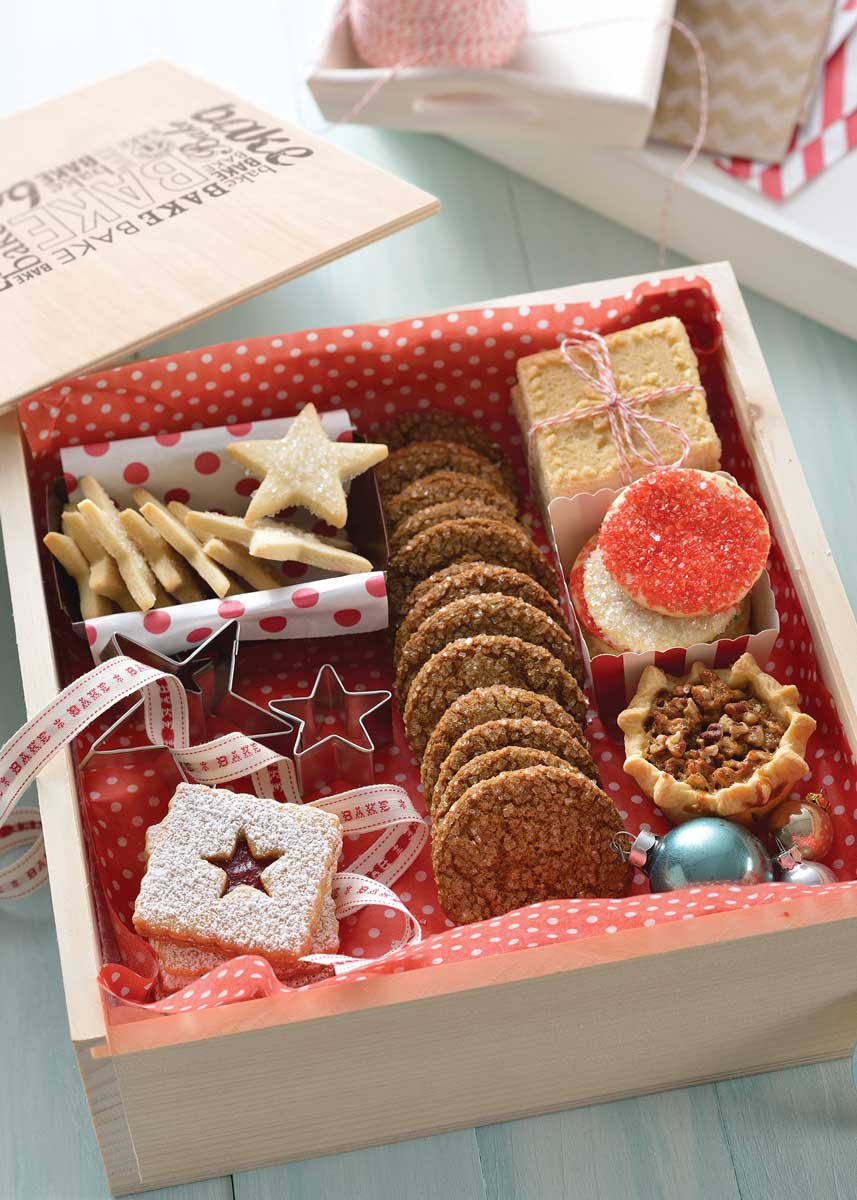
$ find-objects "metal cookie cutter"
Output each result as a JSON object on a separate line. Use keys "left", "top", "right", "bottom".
{"left": 80, "top": 620, "right": 299, "bottom": 775}
{"left": 268, "top": 664, "right": 392, "bottom": 793}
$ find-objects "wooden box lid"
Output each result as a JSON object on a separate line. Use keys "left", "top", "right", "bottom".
{"left": 0, "top": 60, "right": 439, "bottom": 413}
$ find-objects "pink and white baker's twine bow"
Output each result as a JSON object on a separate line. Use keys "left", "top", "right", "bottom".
{"left": 0, "top": 657, "right": 427, "bottom": 973}
{"left": 526, "top": 328, "right": 696, "bottom": 487}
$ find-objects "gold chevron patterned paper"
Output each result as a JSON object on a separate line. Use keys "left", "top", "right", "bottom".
{"left": 651, "top": 0, "right": 836, "bottom": 161}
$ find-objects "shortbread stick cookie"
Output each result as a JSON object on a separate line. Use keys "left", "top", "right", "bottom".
{"left": 421, "top": 685, "right": 589, "bottom": 801}
{"left": 432, "top": 765, "right": 630, "bottom": 924}
{"left": 120, "top": 509, "right": 206, "bottom": 604}
{"left": 77, "top": 496, "right": 158, "bottom": 611}
{"left": 385, "top": 471, "right": 518, "bottom": 529}
{"left": 43, "top": 532, "right": 115, "bottom": 620}
{"left": 396, "top": 594, "right": 581, "bottom": 702}
{"left": 395, "top": 564, "right": 566, "bottom": 665}
{"left": 403, "top": 635, "right": 586, "bottom": 756}
{"left": 431, "top": 717, "right": 597, "bottom": 815}
{"left": 387, "top": 518, "right": 560, "bottom": 616}
{"left": 182, "top": 508, "right": 369, "bottom": 573}
{"left": 62, "top": 508, "right": 132, "bottom": 603}
{"left": 184, "top": 508, "right": 350, "bottom": 550}
{"left": 383, "top": 410, "right": 514, "bottom": 485}
{"left": 202, "top": 538, "right": 282, "bottom": 590}
{"left": 376, "top": 441, "right": 514, "bottom": 504}
{"left": 140, "top": 503, "right": 234, "bottom": 598}
{"left": 389, "top": 500, "right": 522, "bottom": 555}
{"left": 433, "top": 746, "right": 574, "bottom": 829}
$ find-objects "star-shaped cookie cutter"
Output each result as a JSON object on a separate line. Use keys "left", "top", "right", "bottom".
{"left": 79, "top": 620, "right": 299, "bottom": 778}
{"left": 268, "top": 664, "right": 392, "bottom": 794}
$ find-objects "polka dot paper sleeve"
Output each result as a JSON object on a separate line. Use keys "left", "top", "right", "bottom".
{"left": 16, "top": 273, "right": 857, "bottom": 1019}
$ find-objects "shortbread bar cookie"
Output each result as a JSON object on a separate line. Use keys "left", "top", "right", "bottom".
{"left": 120, "top": 508, "right": 206, "bottom": 604}
{"left": 432, "top": 764, "right": 630, "bottom": 924}
{"left": 384, "top": 471, "right": 518, "bottom": 529}
{"left": 515, "top": 317, "right": 721, "bottom": 501}
{"left": 389, "top": 500, "right": 522, "bottom": 555}
{"left": 403, "top": 635, "right": 586, "bottom": 756}
{"left": 43, "top": 532, "right": 115, "bottom": 620}
{"left": 396, "top": 594, "right": 580, "bottom": 701}
{"left": 432, "top": 746, "right": 575, "bottom": 828}
{"left": 421, "top": 685, "right": 588, "bottom": 801}
{"left": 394, "top": 563, "right": 566, "bottom": 665}
{"left": 431, "top": 717, "right": 597, "bottom": 815}
{"left": 376, "top": 441, "right": 514, "bottom": 504}
{"left": 134, "top": 783, "right": 342, "bottom": 965}
{"left": 387, "top": 518, "right": 560, "bottom": 616}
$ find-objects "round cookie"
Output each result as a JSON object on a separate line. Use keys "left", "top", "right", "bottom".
{"left": 394, "top": 563, "right": 566, "bottom": 665}
{"left": 389, "top": 500, "right": 522, "bottom": 555}
{"left": 385, "top": 471, "right": 518, "bottom": 529}
{"left": 432, "top": 765, "right": 630, "bottom": 924}
{"left": 599, "top": 469, "right": 770, "bottom": 617}
{"left": 396, "top": 594, "right": 580, "bottom": 702}
{"left": 403, "top": 635, "right": 586, "bottom": 756}
{"left": 433, "top": 747, "right": 573, "bottom": 828}
{"left": 569, "top": 533, "right": 616, "bottom": 652}
{"left": 383, "top": 410, "right": 515, "bottom": 485}
{"left": 376, "top": 441, "right": 514, "bottom": 504}
{"left": 431, "top": 717, "right": 597, "bottom": 815}
{"left": 387, "top": 518, "right": 560, "bottom": 616}
{"left": 422, "top": 685, "right": 589, "bottom": 800}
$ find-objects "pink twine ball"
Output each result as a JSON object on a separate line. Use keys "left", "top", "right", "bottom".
{"left": 349, "top": 0, "right": 528, "bottom": 70}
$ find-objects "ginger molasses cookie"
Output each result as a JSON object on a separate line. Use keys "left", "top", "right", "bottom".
{"left": 431, "top": 717, "right": 597, "bottom": 815}
{"left": 432, "top": 746, "right": 573, "bottom": 828}
{"left": 432, "top": 764, "right": 630, "bottom": 924}
{"left": 422, "top": 685, "right": 589, "bottom": 800}
{"left": 376, "top": 441, "right": 514, "bottom": 503}
{"left": 396, "top": 594, "right": 581, "bottom": 702}
{"left": 387, "top": 518, "right": 560, "bottom": 616}
{"left": 403, "top": 635, "right": 585, "bottom": 756}
{"left": 389, "top": 500, "right": 522, "bottom": 555}
{"left": 394, "top": 563, "right": 566, "bottom": 665}
{"left": 383, "top": 410, "right": 515, "bottom": 486}
{"left": 385, "top": 471, "right": 518, "bottom": 530}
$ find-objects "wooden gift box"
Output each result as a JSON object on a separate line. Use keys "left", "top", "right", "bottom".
{"left": 3, "top": 260, "right": 857, "bottom": 1195}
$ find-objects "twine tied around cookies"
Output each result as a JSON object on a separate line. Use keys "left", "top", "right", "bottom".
{"left": 526, "top": 328, "right": 697, "bottom": 488}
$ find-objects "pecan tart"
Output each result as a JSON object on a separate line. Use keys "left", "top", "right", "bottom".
{"left": 618, "top": 653, "right": 816, "bottom": 824}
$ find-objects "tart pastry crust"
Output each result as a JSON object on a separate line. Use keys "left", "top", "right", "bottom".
{"left": 618, "top": 653, "right": 816, "bottom": 824}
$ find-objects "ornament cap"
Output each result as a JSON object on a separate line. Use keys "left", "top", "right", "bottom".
{"left": 629, "top": 829, "right": 658, "bottom": 870}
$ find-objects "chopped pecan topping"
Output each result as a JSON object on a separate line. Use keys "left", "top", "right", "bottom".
{"left": 643, "top": 668, "right": 786, "bottom": 792}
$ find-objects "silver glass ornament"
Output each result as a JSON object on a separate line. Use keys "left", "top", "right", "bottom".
{"left": 628, "top": 818, "right": 774, "bottom": 892}
{"left": 766, "top": 792, "right": 834, "bottom": 861}
{"left": 774, "top": 847, "right": 838, "bottom": 886}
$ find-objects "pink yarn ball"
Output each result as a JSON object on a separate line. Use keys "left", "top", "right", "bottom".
{"left": 349, "top": 0, "right": 527, "bottom": 70}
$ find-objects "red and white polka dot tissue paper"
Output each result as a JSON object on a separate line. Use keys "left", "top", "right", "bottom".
{"left": 20, "top": 274, "right": 857, "bottom": 1017}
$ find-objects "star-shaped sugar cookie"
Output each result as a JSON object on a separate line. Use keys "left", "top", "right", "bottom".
{"left": 227, "top": 404, "right": 388, "bottom": 528}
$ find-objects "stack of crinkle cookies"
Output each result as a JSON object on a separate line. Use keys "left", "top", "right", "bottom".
{"left": 379, "top": 411, "right": 630, "bottom": 925}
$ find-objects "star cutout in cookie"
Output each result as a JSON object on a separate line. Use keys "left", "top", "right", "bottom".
{"left": 204, "top": 830, "right": 282, "bottom": 896}
{"left": 227, "top": 403, "right": 388, "bottom": 528}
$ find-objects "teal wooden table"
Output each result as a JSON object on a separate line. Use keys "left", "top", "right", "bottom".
{"left": 5, "top": 4, "right": 857, "bottom": 1196}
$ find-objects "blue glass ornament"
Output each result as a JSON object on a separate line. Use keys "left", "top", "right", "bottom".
{"left": 628, "top": 818, "right": 774, "bottom": 892}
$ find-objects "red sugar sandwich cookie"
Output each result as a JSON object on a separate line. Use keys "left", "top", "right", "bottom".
{"left": 598, "top": 469, "right": 770, "bottom": 618}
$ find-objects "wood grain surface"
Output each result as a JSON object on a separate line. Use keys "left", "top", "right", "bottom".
{"left": 3, "top": 2, "right": 857, "bottom": 1197}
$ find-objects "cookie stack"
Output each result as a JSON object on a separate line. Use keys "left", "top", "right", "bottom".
{"left": 381, "top": 412, "right": 630, "bottom": 924}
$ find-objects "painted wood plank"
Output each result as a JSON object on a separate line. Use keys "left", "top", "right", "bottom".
{"left": 233, "top": 1130, "right": 487, "bottom": 1200}
{"left": 475, "top": 1086, "right": 741, "bottom": 1200}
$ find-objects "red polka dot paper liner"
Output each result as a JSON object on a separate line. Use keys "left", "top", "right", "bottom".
{"left": 15, "top": 273, "right": 857, "bottom": 1019}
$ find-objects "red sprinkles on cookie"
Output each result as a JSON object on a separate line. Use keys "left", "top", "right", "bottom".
{"left": 598, "top": 469, "right": 770, "bottom": 617}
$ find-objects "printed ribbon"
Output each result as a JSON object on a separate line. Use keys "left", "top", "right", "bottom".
{"left": 526, "top": 328, "right": 696, "bottom": 486}
{"left": 0, "top": 659, "right": 428, "bottom": 980}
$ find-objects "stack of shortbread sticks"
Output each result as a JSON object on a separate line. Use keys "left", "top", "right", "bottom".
{"left": 380, "top": 411, "right": 629, "bottom": 925}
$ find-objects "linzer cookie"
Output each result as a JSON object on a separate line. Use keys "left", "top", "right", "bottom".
{"left": 422, "top": 685, "right": 589, "bottom": 801}
{"left": 376, "top": 441, "right": 513, "bottom": 504}
{"left": 384, "top": 471, "right": 518, "bottom": 529}
{"left": 403, "top": 635, "right": 586, "bottom": 755}
{"left": 515, "top": 317, "right": 721, "bottom": 501}
{"left": 431, "top": 717, "right": 597, "bottom": 814}
{"left": 432, "top": 765, "right": 630, "bottom": 924}
{"left": 432, "top": 746, "right": 577, "bottom": 828}
{"left": 387, "top": 518, "right": 560, "bottom": 616}
{"left": 395, "top": 594, "right": 580, "bottom": 701}
{"left": 389, "top": 501, "right": 522, "bottom": 554}
{"left": 598, "top": 469, "right": 770, "bottom": 617}
{"left": 134, "top": 783, "right": 342, "bottom": 965}
{"left": 394, "top": 564, "right": 566, "bottom": 665}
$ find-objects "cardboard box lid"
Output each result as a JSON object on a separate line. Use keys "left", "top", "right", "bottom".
{"left": 0, "top": 60, "right": 439, "bottom": 414}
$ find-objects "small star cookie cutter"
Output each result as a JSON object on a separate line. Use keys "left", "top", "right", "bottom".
{"left": 268, "top": 664, "right": 392, "bottom": 793}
